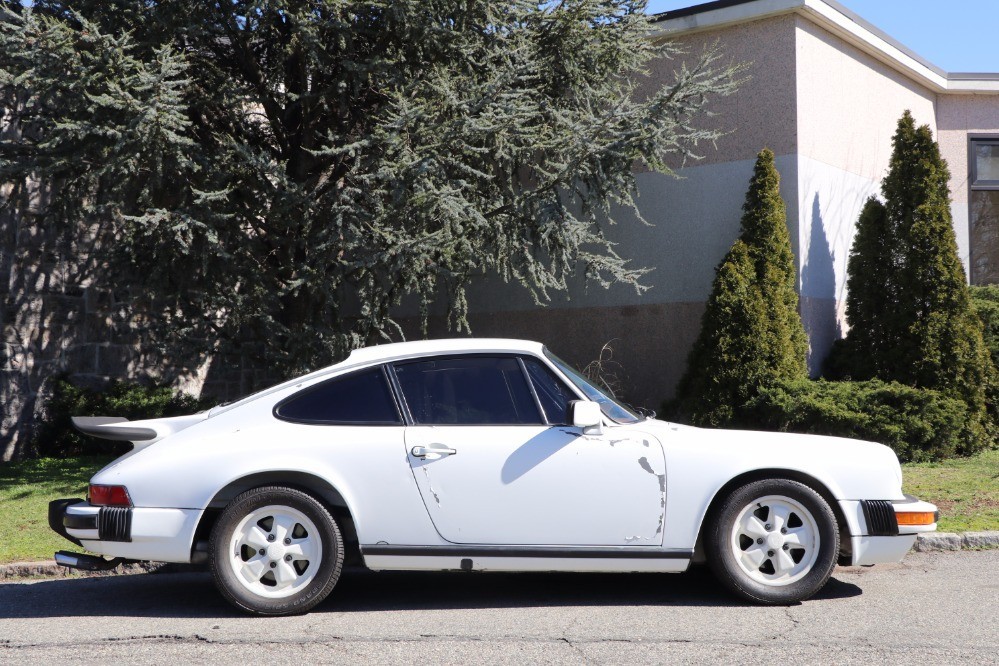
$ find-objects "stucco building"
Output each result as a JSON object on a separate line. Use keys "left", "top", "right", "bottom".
{"left": 447, "top": 0, "right": 999, "bottom": 409}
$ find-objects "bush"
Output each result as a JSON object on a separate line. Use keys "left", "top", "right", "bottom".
{"left": 971, "top": 285, "right": 999, "bottom": 367}
{"left": 31, "top": 376, "right": 211, "bottom": 458}
{"left": 741, "top": 379, "right": 984, "bottom": 462}
{"left": 828, "top": 112, "right": 994, "bottom": 438}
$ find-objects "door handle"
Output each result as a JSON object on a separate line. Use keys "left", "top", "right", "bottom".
{"left": 411, "top": 445, "right": 457, "bottom": 458}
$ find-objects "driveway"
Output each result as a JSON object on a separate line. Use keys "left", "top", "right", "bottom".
{"left": 0, "top": 550, "right": 996, "bottom": 664}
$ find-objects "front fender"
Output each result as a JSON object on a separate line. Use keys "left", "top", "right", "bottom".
{"left": 658, "top": 424, "right": 903, "bottom": 550}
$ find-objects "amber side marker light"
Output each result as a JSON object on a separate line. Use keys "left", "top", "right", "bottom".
{"left": 89, "top": 484, "right": 133, "bottom": 507}
{"left": 895, "top": 511, "right": 936, "bottom": 526}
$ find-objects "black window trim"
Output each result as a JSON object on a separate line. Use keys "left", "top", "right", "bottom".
{"left": 968, "top": 134, "right": 999, "bottom": 285}
{"left": 969, "top": 134, "right": 999, "bottom": 191}
{"left": 389, "top": 352, "right": 556, "bottom": 427}
{"left": 273, "top": 365, "right": 405, "bottom": 426}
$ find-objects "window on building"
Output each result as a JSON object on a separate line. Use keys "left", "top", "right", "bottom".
{"left": 970, "top": 138, "right": 999, "bottom": 285}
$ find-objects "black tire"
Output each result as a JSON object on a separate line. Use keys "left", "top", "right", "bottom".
{"left": 209, "top": 486, "right": 344, "bottom": 615}
{"left": 705, "top": 479, "right": 839, "bottom": 605}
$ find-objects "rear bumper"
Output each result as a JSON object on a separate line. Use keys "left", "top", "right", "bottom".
{"left": 49, "top": 498, "right": 201, "bottom": 563}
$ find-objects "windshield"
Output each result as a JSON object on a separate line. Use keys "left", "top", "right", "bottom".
{"left": 544, "top": 348, "right": 642, "bottom": 424}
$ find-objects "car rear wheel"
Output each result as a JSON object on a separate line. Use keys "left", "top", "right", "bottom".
{"left": 209, "top": 486, "right": 343, "bottom": 615}
{"left": 706, "top": 479, "right": 838, "bottom": 604}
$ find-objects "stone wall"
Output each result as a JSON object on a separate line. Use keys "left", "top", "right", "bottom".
{"left": 0, "top": 175, "right": 196, "bottom": 460}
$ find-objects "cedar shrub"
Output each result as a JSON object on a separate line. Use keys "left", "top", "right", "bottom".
{"left": 671, "top": 148, "right": 808, "bottom": 426}
{"left": 828, "top": 111, "right": 995, "bottom": 454}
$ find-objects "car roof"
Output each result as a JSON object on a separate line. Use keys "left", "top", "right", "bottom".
{"left": 345, "top": 338, "right": 546, "bottom": 365}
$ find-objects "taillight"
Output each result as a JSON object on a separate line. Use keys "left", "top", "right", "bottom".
{"left": 89, "top": 484, "right": 133, "bottom": 507}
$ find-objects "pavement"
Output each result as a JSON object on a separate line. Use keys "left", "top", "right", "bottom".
{"left": 0, "top": 550, "right": 996, "bottom": 664}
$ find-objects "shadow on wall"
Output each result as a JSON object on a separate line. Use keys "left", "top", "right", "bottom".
{"left": 799, "top": 194, "right": 838, "bottom": 375}
{"left": 0, "top": 177, "right": 202, "bottom": 461}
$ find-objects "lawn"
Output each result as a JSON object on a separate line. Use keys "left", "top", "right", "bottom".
{"left": 0, "top": 450, "right": 996, "bottom": 564}
{"left": 0, "top": 456, "right": 111, "bottom": 565}
{"left": 903, "top": 447, "right": 999, "bottom": 533}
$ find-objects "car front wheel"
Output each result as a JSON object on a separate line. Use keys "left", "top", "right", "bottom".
{"left": 706, "top": 479, "right": 839, "bottom": 604}
{"left": 209, "top": 486, "right": 344, "bottom": 615}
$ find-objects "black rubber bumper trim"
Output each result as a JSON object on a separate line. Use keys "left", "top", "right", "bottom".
{"left": 361, "top": 545, "right": 693, "bottom": 559}
{"left": 861, "top": 499, "right": 900, "bottom": 536}
{"left": 63, "top": 512, "right": 98, "bottom": 530}
{"left": 97, "top": 506, "right": 133, "bottom": 542}
{"left": 48, "top": 498, "right": 87, "bottom": 547}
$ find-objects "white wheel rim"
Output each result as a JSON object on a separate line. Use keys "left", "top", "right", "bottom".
{"left": 227, "top": 504, "right": 323, "bottom": 599}
{"left": 730, "top": 495, "right": 820, "bottom": 587}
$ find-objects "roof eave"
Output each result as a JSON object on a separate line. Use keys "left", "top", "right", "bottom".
{"left": 650, "top": 0, "right": 999, "bottom": 95}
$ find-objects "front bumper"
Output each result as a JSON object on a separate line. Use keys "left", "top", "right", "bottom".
{"left": 49, "top": 498, "right": 201, "bottom": 563}
{"left": 839, "top": 495, "right": 939, "bottom": 566}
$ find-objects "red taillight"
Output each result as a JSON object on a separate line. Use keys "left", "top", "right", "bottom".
{"left": 89, "top": 484, "right": 133, "bottom": 507}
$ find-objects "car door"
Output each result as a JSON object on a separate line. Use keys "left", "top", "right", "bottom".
{"left": 393, "top": 354, "right": 666, "bottom": 546}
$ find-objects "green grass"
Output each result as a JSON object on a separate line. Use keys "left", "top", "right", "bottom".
{"left": 0, "top": 450, "right": 996, "bottom": 564}
{"left": 903, "top": 448, "right": 999, "bottom": 533}
{"left": 0, "top": 456, "right": 112, "bottom": 564}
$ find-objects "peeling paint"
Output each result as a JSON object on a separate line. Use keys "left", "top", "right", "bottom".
{"left": 421, "top": 466, "right": 441, "bottom": 507}
{"left": 637, "top": 456, "right": 655, "bottom": 475}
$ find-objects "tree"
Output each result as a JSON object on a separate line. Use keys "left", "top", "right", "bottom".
{"left": 0, "top": 1, "right": 740, "bottom": 380}
{"left": 672, "top": 148, "right": 808, "bottom": 426}
{"left": 824, "top": 197, "right": 892, "bottom": 380}
{"left": 829, "top": 111, "right": 994, "bottom": 451}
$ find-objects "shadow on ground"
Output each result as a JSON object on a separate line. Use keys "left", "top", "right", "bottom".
{"left": 0, "top": 566, "right": 861, "bottom": 619}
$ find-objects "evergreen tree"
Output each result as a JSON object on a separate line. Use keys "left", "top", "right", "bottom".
{"left": 825, "top": 197, "right": 892, "bottom": 380}
{"left": 831, "top": 111, "right": 994, "bottom": 450}
{"left": 673, "top": 148, "right": 808, "bottom": 425}
{"left": 0, "top": 1, "right": 740, "bottom": 380}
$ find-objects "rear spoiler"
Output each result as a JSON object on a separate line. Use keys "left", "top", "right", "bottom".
{"left": 71, "top": 413, "right": 209, "bottom": 448}
{"left": 71, "top": 417, "right": 157, "bottom": 441}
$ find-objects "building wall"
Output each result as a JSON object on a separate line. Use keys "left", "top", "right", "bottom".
{"left": 937, "top": 94, "right": 999, "bottom": 275}
{"left": 643, "top": 14, "right": 800, "bottom": 166}
{"left": 793, "top": 16, "right": 938, "bottom": 366}
{"left": 440, "top": 16, "right": 803, "bottom": 407}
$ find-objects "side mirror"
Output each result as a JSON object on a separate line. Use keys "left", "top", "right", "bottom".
{"left": 569, "top": 400, "right": 603, "bottom": 435}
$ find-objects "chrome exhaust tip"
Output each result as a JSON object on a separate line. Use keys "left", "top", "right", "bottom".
{"left": 54, "top": 550, "right": 128, "bottom": 571}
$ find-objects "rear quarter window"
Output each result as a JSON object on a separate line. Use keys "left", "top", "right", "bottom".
{"left": 274, "top": 367, "right": 401, "bottom": 425}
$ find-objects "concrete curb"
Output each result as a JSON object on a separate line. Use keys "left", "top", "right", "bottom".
{"left": 0, "top": 560, "right": 178, "bottom": 580}
{"left": 914, "top": 531, "right": 999, "bottom": 552}
{"left": 3, "top": 533, "right": 997, "bottom": 580}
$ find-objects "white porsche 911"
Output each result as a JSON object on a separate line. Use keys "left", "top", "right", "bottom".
{"left": 49, "top": 339, "right": 938, "bottom": 615}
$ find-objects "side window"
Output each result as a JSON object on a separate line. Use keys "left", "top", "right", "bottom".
{"left": 275, "top": 368, "right": 401, "bottom": 424}
{"left": 393, "top": 357, "right": 543, "bottom": 425}
{"left": 523, "top": 357, "right": 575, "bottom": 425}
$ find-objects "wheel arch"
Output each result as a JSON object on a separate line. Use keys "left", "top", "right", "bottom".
{"left": 191, "top": 471, "right": 360, "bottom": 565}
{"left": 692, "top": 468, "right": 852, "bottom": 562}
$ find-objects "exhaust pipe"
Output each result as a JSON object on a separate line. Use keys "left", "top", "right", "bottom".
{"left": 55, "top": 550, "right": 129, "bottom": 571}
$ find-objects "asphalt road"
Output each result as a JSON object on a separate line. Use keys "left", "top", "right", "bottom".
{"left": 0, "top": 550, "right": 996, "bottom": 665}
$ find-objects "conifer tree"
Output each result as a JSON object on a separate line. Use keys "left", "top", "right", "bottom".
{"left": 831, "top": 111, "right": 994, "bottom": 450}
{"left": 825, "top": 197, "right": 892, "bottom": 380}
{"left": 0, "top": 1, "right": 739, "bottom": 380}
{"left": 674, "top": 148, "right": 808, "bottom": 425}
